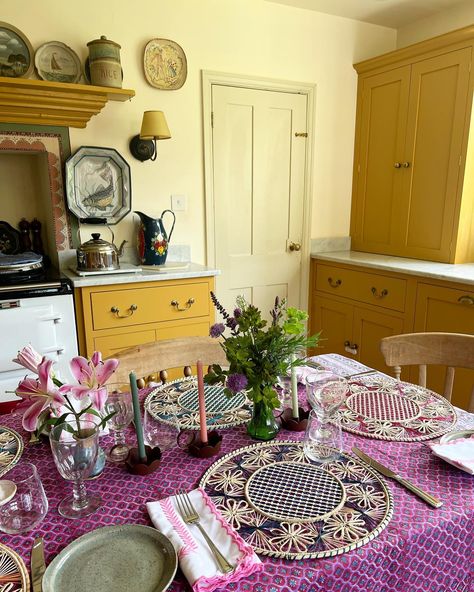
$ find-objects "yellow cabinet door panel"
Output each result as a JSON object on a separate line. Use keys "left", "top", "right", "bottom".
{"left": 91, "top": 282, "right": 210, "bottom": 330}
{"left": 352, "top": 66, "right": 410, "bottom": 252}
{"left": 414, "top": 282, "right": 474, "bottom": 409}
{"left": 157, "top": 321, "right": 210, "bottom": 341}
{"left": 353, "top": 307, "right": 404, "bottom": 376}
{"left": 311, "top": 296, "right": 354, "bottom": 358}
{"left": 93, "top": 330, "right": 156, "bottom": 358}
{"left": 400, "top": 48, "right": 472, "bottom": 261}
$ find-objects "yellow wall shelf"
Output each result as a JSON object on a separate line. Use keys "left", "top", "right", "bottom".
{"left": 0, "top": 76, "right": 135, "bottom": 128}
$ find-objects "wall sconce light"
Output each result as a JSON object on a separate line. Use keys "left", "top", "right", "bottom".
{"left": 129, "top": 110, "right": 171, "bottom": 162}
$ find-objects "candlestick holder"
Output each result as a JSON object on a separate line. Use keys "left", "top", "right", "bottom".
{"left": 185, "top": 430, "right": 222, "bottom": 458}
{"left": 125, "top": 445, "right": 162, "bottom": 475}
{"left": 280, "top": 407, "right": 310, "bottom": 432}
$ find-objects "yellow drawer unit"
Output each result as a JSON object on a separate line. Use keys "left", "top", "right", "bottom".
{"left": 90, "top": 281, "right": 210, "bottom": 331}
{"left": 315, "top": 263, "right": 407, "bottom": 312}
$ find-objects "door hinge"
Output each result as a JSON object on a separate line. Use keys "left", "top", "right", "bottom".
{"left": 211, "top": 111, "right": 214, "bottom": 128}
{"left": 295, "top": 132, "right": 308, "bottom": 138}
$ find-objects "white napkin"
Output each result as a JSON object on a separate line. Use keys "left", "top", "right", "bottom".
{"left": 147, "top": 489, "right": 262, "bottom": 592}
{"left": 429, "top": 438, "right": 474, "bottom": 474}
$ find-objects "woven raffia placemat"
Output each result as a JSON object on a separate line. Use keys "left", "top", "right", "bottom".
{"left": 337, "top": 375, "right": 457, "bottom": 442}
{"left": 200, "top": 441, "right": 393, "bottom": 560}
{"left": 0, "top": 542, "right": 30, "bottom": 591}
{"left": 0, "top": 426, "right": 24, "bottom": 478}
{"left": 145, "top": 377, "right": 252, "bottom": 430}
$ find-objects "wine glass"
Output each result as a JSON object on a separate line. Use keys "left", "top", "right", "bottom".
{"left": 275, "top": 374, "right": 292, "bottom": 415}
{"left": 306, "top": 371, "right": 348, "bottom": 420}
{"left": 105, "top": 384, "right": 134, "bottom": 462}
{"left": 0, "top": 463, "right": 48, "bottom": 533}
{"left": 144, "top": 408, "right": 179, "bottom": 452}
{"left": 303, "top": 410, "right": 343, "bottom": 463}
{"left": 49, "top": 419, "right": 102, "bottom": 519}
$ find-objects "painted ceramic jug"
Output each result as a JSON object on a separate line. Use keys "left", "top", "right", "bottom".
{"left": 135, "top": 210, "right": 176, "bottom": 265}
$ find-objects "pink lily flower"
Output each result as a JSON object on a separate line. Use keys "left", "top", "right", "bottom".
{"left": 65, "top": 352, "right": 118, "bottom": 411}
{"left": 15, "top": 358, "right": 65, "bottom": 431}
{"left": 12, "top": 344, "right": 43, "bottom": 374}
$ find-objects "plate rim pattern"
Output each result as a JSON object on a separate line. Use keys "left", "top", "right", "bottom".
{"left": 0, "top": 426, "right": 24, "bottom": 478}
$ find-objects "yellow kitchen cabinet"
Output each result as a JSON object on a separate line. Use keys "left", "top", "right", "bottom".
{"left": 351, "top": 27, "right": 474, "bottom": 263}
{"left": 74, "top": 276, "right": 215, "bottom": 361}
{"left": 310, "top": 296, "right": 353, "bottom": 358}
{"left": 413, "top": 282, "right": 474, "bottom": 409}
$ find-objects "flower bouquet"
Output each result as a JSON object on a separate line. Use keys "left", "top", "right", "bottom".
{"left": 206, "top": 293, "right": 319, "bottom": 440}
{"left": 13, "top": 345, "right": 118, "bottom": 437}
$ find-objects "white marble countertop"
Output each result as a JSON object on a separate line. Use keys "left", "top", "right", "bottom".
{"left": 311, "top": 251, "right": 474, "bottom": 285}
{"left": 62, "top": 262, "right": 220, "bottom": 288}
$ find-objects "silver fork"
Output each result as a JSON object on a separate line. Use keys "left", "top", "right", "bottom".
{"left": 175, "top": 490, "right": 234, "bottom": 573}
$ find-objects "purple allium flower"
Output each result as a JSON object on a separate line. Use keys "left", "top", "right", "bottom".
{"left": 226, "top": 317, "right": 238, "bottom": 330}
{"left": 227, "top": 373, "right": 248, "bottom": 393}
{"left": 209, "top": 323, "right": 225, "bottom": 338}
{"left": 233, "top": 308, "right": 242, "bottom": 319}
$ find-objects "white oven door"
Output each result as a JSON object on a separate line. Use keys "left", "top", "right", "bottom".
{"left": 0, "top": 295, "right": 78, "bottom": 402}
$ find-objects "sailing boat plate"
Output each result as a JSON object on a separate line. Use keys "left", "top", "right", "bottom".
{"left": 65, "top": 146, "right": 131, "bottom": 224}
{"left": 35, "top": 41, "right": 82, "bottom": 83}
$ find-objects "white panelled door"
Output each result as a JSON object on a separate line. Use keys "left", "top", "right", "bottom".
{"left": 211, "top": 84, "right": 308, "bottom": 317}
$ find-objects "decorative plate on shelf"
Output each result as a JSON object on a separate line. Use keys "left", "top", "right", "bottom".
{"left": 143, "top": 38, "right": 187, "bottom": 90}
{"left": 200, "top": 441, "right": 393, "bottom": 560}
{"left": 0, "top": 426, "right": 24, "bottom": 478}
{"left": 337, "top": 374, "right": 457, "bottom": 442}
{"left": 35, "top": 41, "right": 82, "bottom": 83}
{"left": 145, "top": 376, "right": 252, "bottom": 430}
{"left": 0, "top": 543, "right": 30, "bottom": 591}
{"left": 65, "top": 146, "right": 131, "bottom": 224}
{"left": 0, "top": 22, "right": 34, "bottom": 78}
{"left": 0, "top": 221, "right": 21, "bottom": 255}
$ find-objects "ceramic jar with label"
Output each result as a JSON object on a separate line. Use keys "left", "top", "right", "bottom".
{"left": 87, "top": 35, "right": 122, "bottom": 88}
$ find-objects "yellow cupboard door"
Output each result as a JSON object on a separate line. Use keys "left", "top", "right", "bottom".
{"left": 353, "top": 307, "right": 404, "bottom": 376}
{"left": 310, "top": 296, "right": 354, "bottom": 358}
{"left": 414, "top": 283, "right": 474, "bottom": 410}
{"left": 352, "top": 66, "right": 410, "bottom": 253}
{"left": 399, "top": 48, "right": 471, "bottom": 261}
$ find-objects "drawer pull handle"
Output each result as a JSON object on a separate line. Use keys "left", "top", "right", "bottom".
{"left": 371, "top": 287, "right": 388, "bottom": 299}
{"left": 110, "top": 304, "right": 137, "bottom": 318}
{"left": 458, "top": 295, "right": 474, "bottom": 306}
{"left": 328, "top": 277, "right": 342, "bottom": 288}
{"left": 171, "top": 297, "right": 195, "bottom": 311}
{"left": 344, "top": 340, "right": 358, "bottom": 355}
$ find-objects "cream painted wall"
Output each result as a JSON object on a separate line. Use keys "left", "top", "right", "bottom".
{"left": 1, "top": 0, "right": 396, "bottom": 263}
{"left": 397, "top": 0, "right": 474, "bottom": 47}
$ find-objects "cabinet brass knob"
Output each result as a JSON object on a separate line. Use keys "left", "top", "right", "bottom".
{"left": 344, "top": 340, "right": 358, "bottom": 355}
{"left": 289, "top": 242, "right": 301, "bottom": 252}
{"left": 371, "top": 287, "right": 388, "bottom": 299}
{"left": 458, "top": 295, "right": 474, "bottom": 306}
{"left": 171, "top": 297, "right": 195, "bottom": 311}
{"left": 402, "top": 161, "right": 410, "bottom": 168}
{"left": 394, "top": 162, "right": 401, "bottom": 168}
{"left": 328, "top": 277, "right": 342, "bottom": 288}
{"left": 110, "top": 304, "right": 138, "bottom": 318}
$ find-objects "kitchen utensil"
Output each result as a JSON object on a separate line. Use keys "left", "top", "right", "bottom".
{"left": 42, "top": 525, "right": 177, "bottom": 592}
{"left": 135, "top": 210, "right": 176, "bottom": 266}
{"left": 175, "top": 489, "right": 233, "bottom": 573}
{"left": 31, "top": 536, "right": 45, "bottom": 592}
{"left": 352, "top": 446, "right": 443, "bottom": 508}
{"left": 76, "top": 230, "right": 127, "bottom": 272}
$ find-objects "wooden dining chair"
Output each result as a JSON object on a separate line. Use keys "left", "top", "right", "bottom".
{"left": 109, "top": 335, "right": 228, "bottom": 387}
{"left": 380, "top": 332, "right": 474, "bottom": 410}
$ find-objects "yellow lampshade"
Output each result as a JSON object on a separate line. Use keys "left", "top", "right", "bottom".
{"left": 139, "top": 110, "right": 171, "bottom": 140}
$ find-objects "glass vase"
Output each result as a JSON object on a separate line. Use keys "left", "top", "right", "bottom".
{"left": 247, "top": 393, "right": 279, "bottom": 441}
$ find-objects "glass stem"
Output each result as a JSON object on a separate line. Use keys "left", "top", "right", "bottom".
{"left": 72, "top": 478, "right": 88, "bottom": 510}
{"left": 114, "top": 429, "right": 126, "bottom": 447}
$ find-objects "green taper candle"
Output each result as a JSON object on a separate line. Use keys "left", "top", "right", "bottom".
{"left": 130, "top": 372, "right": 147, "bottom": 461}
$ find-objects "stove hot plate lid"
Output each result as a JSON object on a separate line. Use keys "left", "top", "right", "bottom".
{"left": 0, "top": 251, "right": 43, "bottom": 273}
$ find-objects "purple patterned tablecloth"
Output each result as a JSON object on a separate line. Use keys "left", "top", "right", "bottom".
{"left": 1, "top": 355, "right": 473, "bottom": 592}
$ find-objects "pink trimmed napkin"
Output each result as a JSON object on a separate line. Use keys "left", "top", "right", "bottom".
{"left": 147, "top": 488, "right": 262, "bottom": 592}
{"left": 429, "top": 438, "right": 474, "bottom": 474}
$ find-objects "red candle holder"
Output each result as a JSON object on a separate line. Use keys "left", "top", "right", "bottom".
{"left": 185, "top": 430, "right": 223, "bottom": 458}
{"left": 125, "top": 445, "right": 162, "bottom": 475}
{"left": 280, "top": 407, "right": 310, "bottom": 432}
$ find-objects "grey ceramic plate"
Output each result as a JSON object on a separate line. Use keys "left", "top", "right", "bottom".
{"left": 440, "top": 429, "right": 474, "bottom": 443}
{"left": 42, "top": 525, "right": 177, "bottom": 592}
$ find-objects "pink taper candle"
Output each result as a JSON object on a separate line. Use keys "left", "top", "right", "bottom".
{"left": 197, "top": 360, "right": 208, "bottom": 444}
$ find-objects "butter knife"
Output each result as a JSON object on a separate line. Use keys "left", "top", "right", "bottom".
{"left": 31, "top": 537, "right": 45, "bottom": 592}
{"left": 352, "top": 446, "right": 443, "bottom": 508}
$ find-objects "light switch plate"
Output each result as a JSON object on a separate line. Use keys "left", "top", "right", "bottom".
{"left": 171, "top": 194, "right": 187, "bottom": 211}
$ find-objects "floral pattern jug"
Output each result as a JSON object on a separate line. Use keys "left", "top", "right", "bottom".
{"left": 135, "top": 210, "right": 176, "bottom": 265}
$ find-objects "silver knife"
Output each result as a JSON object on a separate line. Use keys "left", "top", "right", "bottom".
{"left": 31, "top": 537, "right": 45, "bottom": 592}
{"left": 352, "top": 446, "right": 443, "bottom": 508}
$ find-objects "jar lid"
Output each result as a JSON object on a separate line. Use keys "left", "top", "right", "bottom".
{"left": 87, "top": 35, "right": 121, "bottom": 49}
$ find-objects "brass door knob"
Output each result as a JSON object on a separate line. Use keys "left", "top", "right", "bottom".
{"left": 288, "top": 242, "right": 301, "bottom": 252}
{"left": 402, "top": 161, "right": 410, "bottom": 168}
{"left": 394, "top": 162, "right": 401, "bottom": 168}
